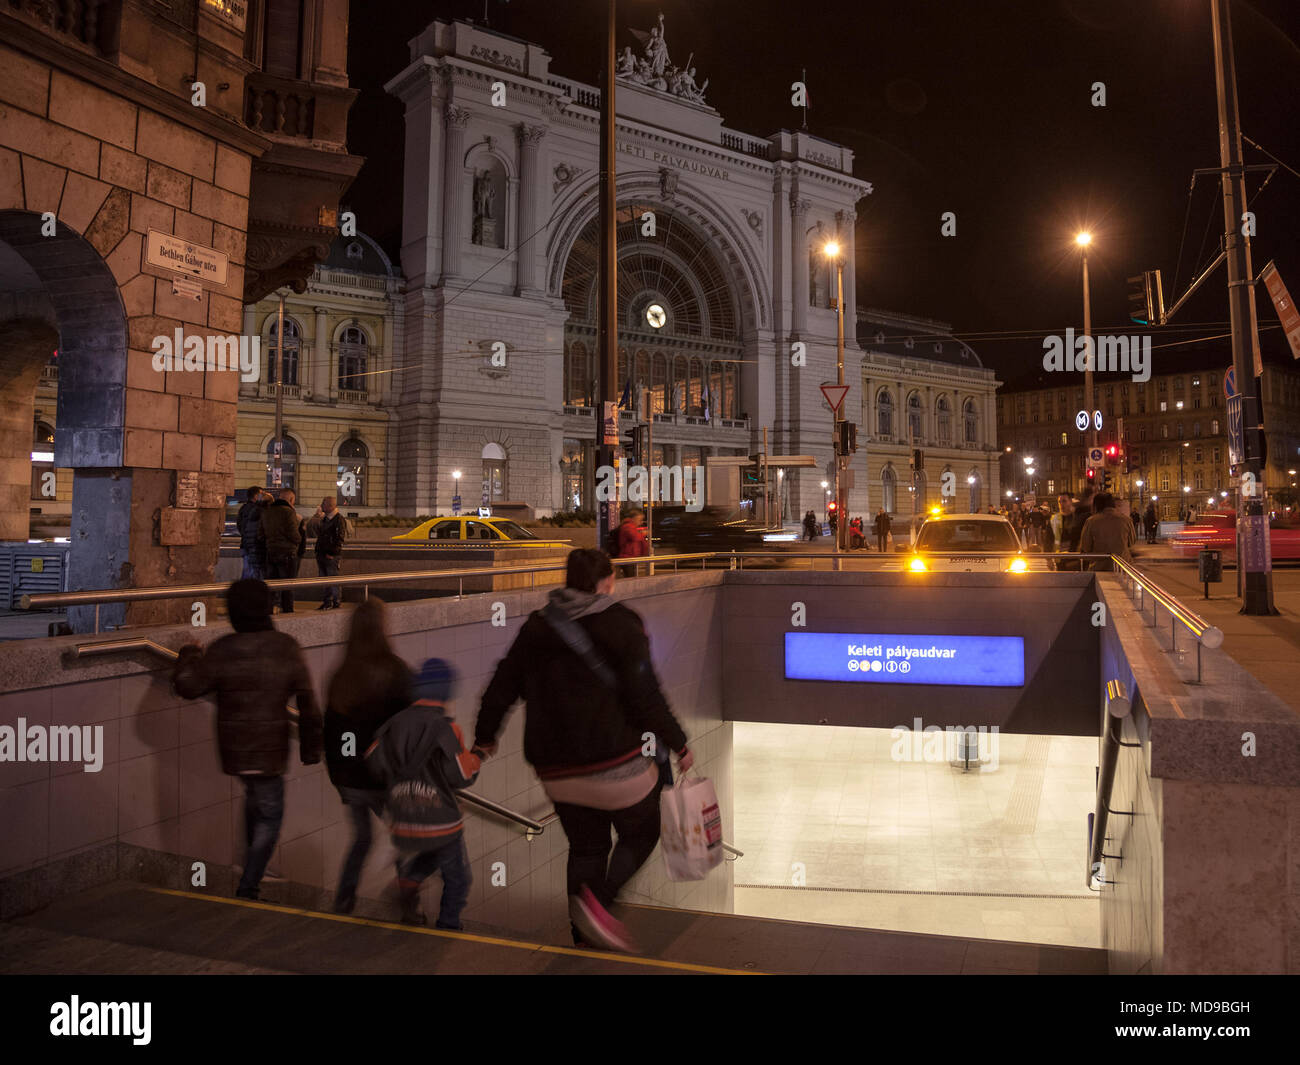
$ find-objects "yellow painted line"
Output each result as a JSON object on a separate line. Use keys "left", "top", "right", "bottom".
{"left": 141, "top": 886, "right": 762, "bottom": 975}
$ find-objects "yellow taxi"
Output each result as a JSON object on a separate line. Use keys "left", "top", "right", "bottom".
{"left": 901, "top": 511, "right": 1039, "bottom": 573}
{"left": 391, "top": 516, "right": 564, "bottom": 544}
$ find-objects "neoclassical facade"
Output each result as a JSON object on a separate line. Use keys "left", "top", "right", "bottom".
{"left": 238, "top": 233, "right": 401, "bottom": 510}
{"left": 855, "top": 310, "right": 1002, "bottom": 521}
{"left": 384, "top": 17, "right": 878, "bottom": 518}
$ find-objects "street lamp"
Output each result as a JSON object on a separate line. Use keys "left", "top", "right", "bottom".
{"left": 824, "top": 239, "right": 847, "bottom": 553}
{"left": 1076, "top": 232, "right": 1095, "bottom": 451}
{"left": 1136, "top": 478, "right": 1145, "bottom": 507}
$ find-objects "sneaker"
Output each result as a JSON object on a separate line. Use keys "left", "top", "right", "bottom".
{"left": 570, "top": 886, "right": 636, "bottom": 953}
{"left": 316, "top": 602, "right": 331, "bottom": 611}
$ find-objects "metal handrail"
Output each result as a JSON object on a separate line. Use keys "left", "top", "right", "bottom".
{"left": 1087, "top": 680, "right": 1138, "bottom": 889}
{"left": 1112, "top": 557, "right": 1224, "bottom": 683}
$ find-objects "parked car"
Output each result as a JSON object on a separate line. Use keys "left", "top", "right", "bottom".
{"left": 1172, "top": 509, "right": 1300, "bottom": 561}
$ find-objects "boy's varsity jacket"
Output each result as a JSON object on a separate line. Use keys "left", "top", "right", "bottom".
{"left": 365, "top": 700, "right": 481, "bottom": 850}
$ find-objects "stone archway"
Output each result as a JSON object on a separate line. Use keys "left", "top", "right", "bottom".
{"left": 0, "top": 210, "right": 130, "bottom": 631}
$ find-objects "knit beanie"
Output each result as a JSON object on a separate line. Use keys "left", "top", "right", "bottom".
{"left": 412, "top": 658, "right": 456, "bottom": 703}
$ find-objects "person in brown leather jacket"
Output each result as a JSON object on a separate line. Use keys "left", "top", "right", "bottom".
{"left": 173, "top": 579, "right": 322, "bottom": 900}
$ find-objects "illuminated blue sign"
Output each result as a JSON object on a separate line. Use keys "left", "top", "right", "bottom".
{"left": 785, "top": 632, "right": 1025, "bottom": 687}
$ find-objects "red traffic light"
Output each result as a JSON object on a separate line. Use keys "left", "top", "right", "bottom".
{"left": 1105, "top": 445, "right": 1117, "bottom": 457}
{"left": 827, "top": 501, "right": 837, "bottom": 511}
{"left": 1086, "top": 468, "right": 1095, "bottom": 479}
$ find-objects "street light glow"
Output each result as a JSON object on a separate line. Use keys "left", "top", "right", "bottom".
{"left": 1075, "top": 232, "right": 1092, "bottom": 247}
{"left": 1135, "top": 479, "right": 1144, "bottom": 487}
{"left": 823, "top": 241, "right": 840, "bottom": 258}
{"left": 452, "top": 469, "right": 462, "bottom": 480}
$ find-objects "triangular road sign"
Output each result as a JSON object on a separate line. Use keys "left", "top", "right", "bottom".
{"left": 820, "top": 384, "right": 850, "bottom": 413}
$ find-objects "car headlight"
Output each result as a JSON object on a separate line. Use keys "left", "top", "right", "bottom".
{"left": 1007, "top": 557, "right": 1027, "bottom": 573}
{"left": 908, "top": 556, "right": 927, "bottom": 572}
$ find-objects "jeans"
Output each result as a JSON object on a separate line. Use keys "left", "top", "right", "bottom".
{"left": 317, "top": 554, "right": 341, "bottom": 605}
{"left": 336, "top": 786, "right": 385, "bottom": 906}
{"left": 266, "top": 554, "right": 296, "bottom": 612}
{"left": 877, "top": 532, "right": 888, "bottom": 553}
{"left": 238, "top": 775, "right": 285, "bottom": 897}
{"left": 240, "top": 552, "right": 264, "bottom": 580}
{"left": 396, "top": 836, "right": 473, "bottom": 930}
{"left": 553, "top": 779, "right": 663, "bottom": 911}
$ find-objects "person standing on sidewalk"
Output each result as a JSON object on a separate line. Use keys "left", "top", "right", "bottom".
{"left": 172, "top": 579, "right": 322, "bottom": 900}
{"left": 875, "top": 508, "right": 891, "bottom": 553}
{"left": 324, "top": 597, "right": 412, "bottom": 914}
{"left": 236, "top": 486, "right": 268, "bottom": 579}
{"left": 307, "top": 496, "right": 348, "bottom": 610}
{"left": 258, "top": 488, "right": 302, "bottom": 613}
{"left": 475, "top": 548, "right": 693, "bottom": 953}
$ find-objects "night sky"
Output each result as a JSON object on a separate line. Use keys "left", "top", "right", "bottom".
{"left": 345, "top": 0, "right": 1300, "bottom": 385}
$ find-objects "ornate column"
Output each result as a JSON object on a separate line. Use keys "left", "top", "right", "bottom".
{"left": 441, "top": 104, "right": 472, "bottom": 283}
{"left": 515, "top": 122, "right": 547, "bottom": 296}
{"left": 790, "top": 194, "right": 811, "bottom": 339}
{"left": 313, "top": 306, "right": 330, "bottom": 399}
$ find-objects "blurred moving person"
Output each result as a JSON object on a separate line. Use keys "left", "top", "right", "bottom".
{"left": 324, "top": 598, "right": 413, "bottom": 914}
{"left": 475, "top": 548, "right": 692, "bottom": 953}
{"left": 236, "top": 485, "right": 268, "bottom": 579}
{"left": 1144, "top": 501, "right": 1159, "bottom": 544}
{"left": 366, "top": 659, "right": 481, "bottom": 929}
{"left": 259, "top": 488, "right": 302, "bottom": 613}
{"left": 172, "top": 579, "right": 322, "bottom": 900}
{"left": 803, "top": 510, "right": 819, "bottom": 540}
{"left": 307, "top": 495, "right": 349, "bottom": 610}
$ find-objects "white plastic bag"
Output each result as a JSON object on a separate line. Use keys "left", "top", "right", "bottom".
{"left": 660, "top": 775, "right": 723, "bottom": 881}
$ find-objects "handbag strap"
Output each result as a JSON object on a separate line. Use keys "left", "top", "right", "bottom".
{"left": 542, "top": 603, "right": 618, "bottom": 691}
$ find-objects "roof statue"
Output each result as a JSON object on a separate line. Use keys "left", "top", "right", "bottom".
{"left": 619, "top": 12, "right": 709, "bottom": 105}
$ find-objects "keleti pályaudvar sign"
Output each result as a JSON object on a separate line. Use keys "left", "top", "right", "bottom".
{"left": 784, "top": 633, "right": 1025, "bottom": 687}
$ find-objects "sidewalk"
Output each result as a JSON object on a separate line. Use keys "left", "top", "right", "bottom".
{"left": 1138, "top": 564, "right": 1300, "bottom": 716}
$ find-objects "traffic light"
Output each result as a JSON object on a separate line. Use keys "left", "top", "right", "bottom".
{"left": 1126, "top": 269, "right": 1165, "bottom": 326}
{"left": 1086, "top": 467, "right": 1096, "bottom": 483}
{"left": 629, "top": 426, "right": 645, "bottom": 465}
{"left": 1101, "top": 470, "right": 1112, "bottom": 492}
{"left": 837, "top": 421, "right": 857, "bottom": 455}
{"left": 1104, "top": 444, "right": 1119, "bottom": 466}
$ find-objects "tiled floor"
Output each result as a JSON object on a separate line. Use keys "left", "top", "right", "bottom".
{"left": 731, "top": 722, "right": 1100, "bottom": 948}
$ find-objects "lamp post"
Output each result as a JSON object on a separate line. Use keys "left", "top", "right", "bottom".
{"left": 452, "top": 469, "right": 461, "bottom": 514}
{"left": 825, "top": 240, "right": 847, "bottom": 552}
{"left": 1136, "top": 478, "right": 1145, "bottom": 507}
{"left": 1076, "top": 232, "right": 1095, "bottom": 452}
{"left": 595, "top": 0, "right": 619, "bottom": 553}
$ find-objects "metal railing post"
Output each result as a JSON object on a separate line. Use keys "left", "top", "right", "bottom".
{"left": 94, "top": 604, "right": 100, "bottom": 634}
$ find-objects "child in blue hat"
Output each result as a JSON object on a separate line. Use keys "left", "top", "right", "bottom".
{"left": 366, "top": 658, "right": 483, "bottom": 928}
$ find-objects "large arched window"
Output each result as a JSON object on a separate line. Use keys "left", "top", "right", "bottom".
{"left": 936, "top": 396, "right": 952, "bottom": 444}
{"left": 877, "top": 390, "right": 893, "bottom": 437}
{"left": 268, "top": 318, "right": 300, "bottom": 386}
{"left": 266, "top": 436, "right": 299, "bottom": 491}
{"left": 963, "top": 399, "right": 978, "bottom": 444}
{"left": 882, "top": 465, "right": 896, "bottom": 513}
{"left": 907, "top": 392, "right": 923, "bottom": 441}
{"left": 337, "top": 438, "right": 368, "bottom": 506}
{"left": 338, "top": 326, "right": 368, "bottom": 393}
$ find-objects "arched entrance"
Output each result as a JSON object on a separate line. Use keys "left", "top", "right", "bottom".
{"left": 1, "top": 210, "right": 129, "bottom": 632}
{"left": 556, "top": 200, "right": 751, "bottom": 505}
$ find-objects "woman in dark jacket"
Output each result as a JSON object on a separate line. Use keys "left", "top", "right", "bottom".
{"left": 324, "top": 597, "right": 413, "bottom": 913}
{"left": 476, "top": 548, "right": 691, "bottom": 952}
